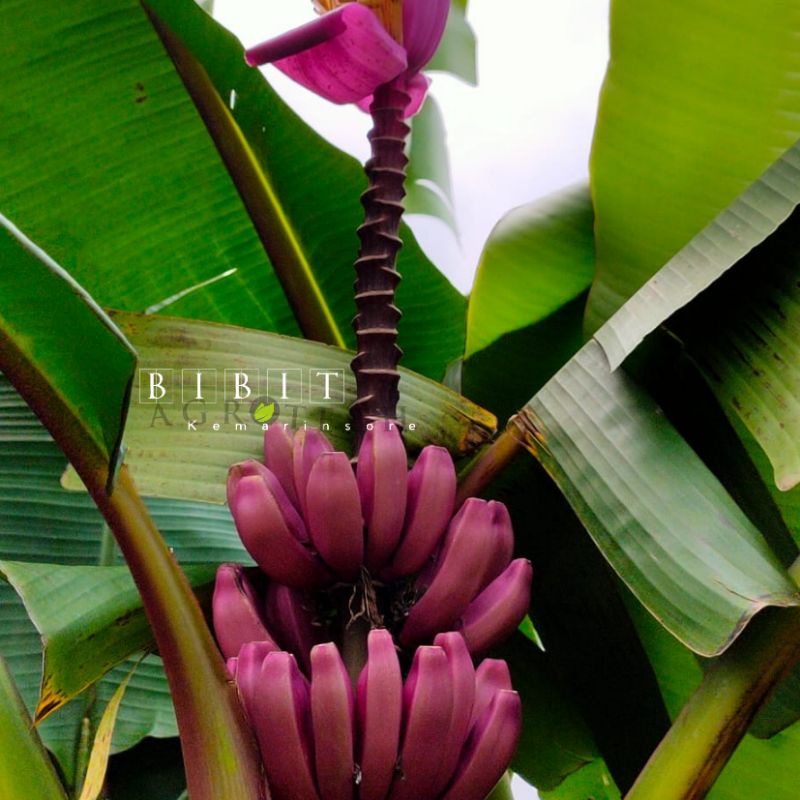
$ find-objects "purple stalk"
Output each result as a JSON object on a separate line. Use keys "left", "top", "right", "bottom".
{"left": 350, "top": 76, "right": 411, "bottom": 435}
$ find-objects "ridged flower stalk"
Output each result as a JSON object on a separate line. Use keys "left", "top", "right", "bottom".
{"left": 350, "top": 79, "right": 410, "bottom": 432}
{"left": 348, "top": 50, "right": 409, "bottom": 680}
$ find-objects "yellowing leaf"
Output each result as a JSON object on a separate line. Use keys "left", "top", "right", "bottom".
{"left": 77, "top": 664, "right": 138, "bottom": 800}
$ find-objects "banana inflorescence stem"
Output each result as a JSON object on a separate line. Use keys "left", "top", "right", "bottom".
{"left": 351, "top": 77, "right": 410, "bottom": 438}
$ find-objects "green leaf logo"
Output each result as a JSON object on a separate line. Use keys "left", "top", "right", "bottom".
{"left": 253, "top": 402, "right": 275, "bottom": 424}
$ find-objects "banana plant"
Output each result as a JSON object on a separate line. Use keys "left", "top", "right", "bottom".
{"left": 3, "top": 1, "right": 800, "bottom": 799}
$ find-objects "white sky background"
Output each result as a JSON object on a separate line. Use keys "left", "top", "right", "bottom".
{"left": 212, "top": 1, "right": 611, "bottom": 796}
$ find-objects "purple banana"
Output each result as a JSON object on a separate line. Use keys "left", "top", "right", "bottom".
{"left": 356, "top": 629, "right": 402, "bottom": 800}
{"left": 227, "top": 459, "right": 275, "bottom": 508}
{"left": 251, "top": 652, "right": 320, "bottom": 800}
{"left": 430, "top": 633, "right": 476, "bottom": 797}
{"left": 265, "top": 424, "right": 300, "bottom": 508}
{"left": 212, "top": 563, "right": 280, "bottom": 660}
{"left": 229, "top": 470, "right": 330, "bottom": 588}
{"left": 389, "top": 645, "right": 454, "bottom": 800}
{"left": 459, "top": 559, "right": 533, "bottom": 656}
{"left": 357, "top": 423, "right": 408, "bottom": 572}
{"left": 263, "top": 582, "right": 323, "bottom": 675}
{"left": 311, "top": 644, "right": 356, "bottom": 800}
{"left": 440, "top": 690, "right": 522, "bottom": 800}
{"left": 382, "top": 446, "right": 456, "bottom": 579}
{"left": 293, "top": 428, "right": 335, "bottom": 515}
{"left": 235, "top": 640, "right": 279, "bottom": 721}
{"left": 399, "top": 499, "right": 505, "bottom": 646}
{"left": 306, "top": 451, "right": 364, "bottom": 580}
{"left": 470, "top": 659, "right": 513, "bottom": 729}
{"left": 479, "top": 502, "right": 515, "bottom": 592}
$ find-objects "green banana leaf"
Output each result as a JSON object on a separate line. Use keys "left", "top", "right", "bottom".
{"left": 0, "top": 561, "right": 216, "bottom": 720}
{"left": 521, "top": 340, "right": 799, "bottom": 657}
{"left": 61, "top": 312, "right": 496, "bottom": 504}
{"left": 0, "top": 658, "right": 68, "bottom": 800}
{"left": 589, "top": 0, "right": 800, "bottom": 329}
{"left": 0, "top": 215, "right": 135, "bottom": 480}
{"left": 592, "top": 140, "right": 800, "bottom": 369}
{"left": 676, "top": 211, "right": 800, "bottom": 493}
{"left": 466, "top": 185, "right": 595, "bottom": 359}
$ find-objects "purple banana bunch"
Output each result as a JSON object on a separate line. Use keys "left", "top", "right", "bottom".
{"left": 228, "top": 629, "right": 522, "bottom": 800}
{"left": 244, "top": 0, "right": 450, "bottom": 118}
{"left": 226, "top": 424, "right": 532, "bottom": 655}
{"left": 216, "top": 425, "right": 533, "bottom": 800}
{"left": 228, "top": 423, "right": 453, "bottom": 585}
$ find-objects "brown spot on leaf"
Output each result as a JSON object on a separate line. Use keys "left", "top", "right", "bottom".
{"left": 35, "top": 681, "right": 67, "bottom": 725}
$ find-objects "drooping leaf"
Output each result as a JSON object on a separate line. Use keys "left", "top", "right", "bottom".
{"left": 520, "top": 339, "right": 799, "bottom": 656}
{"left": 61, "top": 313, "right": 496, "bottom": 504}
{"left": 676, "top": 209, "right": 800, "bottom": 492}
{"left": 0, "top": 561, "right": 216, "bottom": 720}
{"left": 590, "top": 140, "right": 800, "bottom": 365}
{"left": 143, "top": 0, "right": 466, "bottom": 379}
{"left": 589, "top": 0, "right": 800, "bottom": 328}
{"left": 77, "top": 663, "right": 137, "bottom": 800}
{"left": 626, "top": 330, "right": 799, "bottom": 569}
{"left": 491, "top": 457, "right": 669, "bottom": 792}
{"left": 0, "top": 215, "right": 135, "bottom": 480}
{"left": 0, "top": 657, "right": 68, "bottom": 800}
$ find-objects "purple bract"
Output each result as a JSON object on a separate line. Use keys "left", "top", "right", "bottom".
{"left": 244, "top": 0, "right": 450, "bottom": 117}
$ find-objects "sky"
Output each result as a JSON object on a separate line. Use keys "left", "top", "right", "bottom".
{"left": 214, "top": 0, "right": 610, "bottom": 293}
{"left": 212, "top": 2, "right": 612, "bottom": 796}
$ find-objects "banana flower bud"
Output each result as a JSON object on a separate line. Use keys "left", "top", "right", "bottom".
{"left": 244, "top": 0, "right": 450, "bottom": 118}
